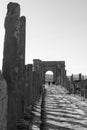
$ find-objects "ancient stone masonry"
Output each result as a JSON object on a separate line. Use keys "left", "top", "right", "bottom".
{"left": 2, "top": 2, "right": 26, "bottom": 130}
{"left": 33, "top": 59, "right": 66, "bottom": 86}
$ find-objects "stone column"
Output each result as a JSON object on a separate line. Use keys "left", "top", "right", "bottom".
{"left": 2, "top": 2, "right": 26, "bottom": 130}
{"left": 34, "top": 63, "right": 43, "bottom": 96}
{"left": 60, "top": 68, "right": 63, "bottom": 85}
{"left": 63, "top": 69, "right": 67, "bottom": 86}
{"left": 2, "top": 3, "right": 20, "bottom": 130}
{"left": 32, "top": 71, "right": 37, "bottom": 102}
{"left": 16, "top": 16, "right": 26, "bottom": 121}
{"left": 38, "top": 65, "right": 43, "bottom": 96}
{"left": 56, "top": 69, "right": 61, "bottom": 85}
{"left": 33, "top": 70, "right": 41, "bottom": 102}
{"left": 28, "top": 65, "right": 33, "bottom": 106}
{"left": 24, "top": 64, "right": 33, "bottom": 110}
{"left": 60, "top": 67, "right": 66, "bottom": 86}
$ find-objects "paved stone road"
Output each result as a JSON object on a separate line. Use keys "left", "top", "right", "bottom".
{"left": 31, "top": 85, "right": 87, "bottom": 130}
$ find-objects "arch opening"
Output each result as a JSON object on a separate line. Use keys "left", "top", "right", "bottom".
{"left": 45, "top": 71, "right": 54, "bottom": 85}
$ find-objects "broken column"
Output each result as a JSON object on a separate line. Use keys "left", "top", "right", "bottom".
{"left": 2, "top": 2, "right": 26, "bottom": 130}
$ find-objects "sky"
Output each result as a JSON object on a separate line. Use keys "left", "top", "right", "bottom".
{"left": 0, "top": 0, "right": 87, "bottom": 75}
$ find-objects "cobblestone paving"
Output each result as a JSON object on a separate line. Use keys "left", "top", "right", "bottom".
{"left": 31, "top": 85, "right": 87, "bottom": 130}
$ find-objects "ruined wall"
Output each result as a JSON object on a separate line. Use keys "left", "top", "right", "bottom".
{"left": 0, "top": 73, "right": 7, "bottom": 130}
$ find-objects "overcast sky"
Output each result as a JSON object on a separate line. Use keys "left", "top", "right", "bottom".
{"left": 0, "top": 0, "right": 87, "bottom": 75}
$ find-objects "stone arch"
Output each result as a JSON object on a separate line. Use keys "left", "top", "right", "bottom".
{"left": 33, "top": 59, "right": 66, "bottom": 86}
{"left": 42, "top": 67, "right": 56, "bottom": 84}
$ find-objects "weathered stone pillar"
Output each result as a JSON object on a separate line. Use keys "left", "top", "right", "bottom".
{"left": 60, "top": 68, "right": 63, "bottom": 85}
{"left": 56, "top": 69, "right": 61, "bottom": 85}
{"left": 63, "top": 69, "right": 67, "bottom": 86}
{"left": 16, "top": 16, "right": 26, "bottom": 121}
{"left": 39, "top": 66, "right": 43, "bottom": 96}
{"left": 2, "top": 2, "right": 26, "bottom": 130}
{"left": 36, "top": 72, "right": 41, "bottom": 99}
{"left": 32, "top": 71, "right": 37, "bottom": 102}
{"left": 33, "top": 70, "right": 41, "bottom": 102}
{"left": 3, "top": 3, "right": 20, "bottom": 130}
{"left": 24, "top": 64, "right": 33, "bottom": 110}
{"left": 28, "top": 65, "right": 33, "bottom": 106}
{"left": 60, "top": 66, "right": 66, "bottom": 86}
